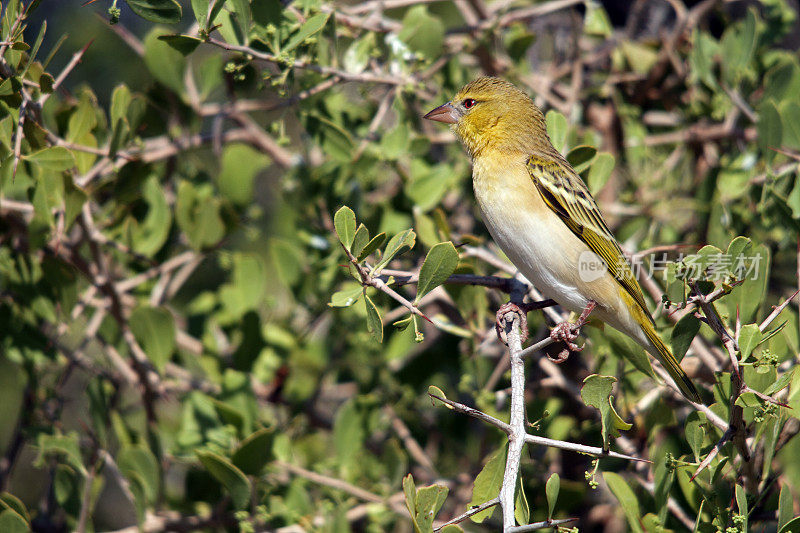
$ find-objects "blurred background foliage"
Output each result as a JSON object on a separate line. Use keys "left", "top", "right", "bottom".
{"left": 0, "top": 0, "right": 800, "bottom": 531}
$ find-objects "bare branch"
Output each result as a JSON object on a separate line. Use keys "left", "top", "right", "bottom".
{"left": 433, "top": 497, "right": 499, "bottom": 531}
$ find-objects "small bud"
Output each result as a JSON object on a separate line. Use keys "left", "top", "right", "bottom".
{"left": 108, "top": 6, "right": 121, "bottom": 24}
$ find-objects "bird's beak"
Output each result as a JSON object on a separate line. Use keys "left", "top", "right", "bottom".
{"left": 423, "top": 103, "right": 459, "bottom": 124}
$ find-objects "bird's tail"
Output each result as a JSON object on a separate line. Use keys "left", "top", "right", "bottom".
{"left": 640, "top": 320, "right": 701, "bottom": 403}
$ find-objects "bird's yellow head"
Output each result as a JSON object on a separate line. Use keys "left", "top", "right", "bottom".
{"left": 424, "top": 77, "right": 550, "bottom": 158}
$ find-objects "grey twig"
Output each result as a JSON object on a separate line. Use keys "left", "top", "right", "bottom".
{"left": 498, "top": 311, "right": 525, "bottom": 529}
{"left": 433, "top": 497, "right": 499, "bottom": 531}
{"left": 506, "top": 518, "right": 578, "bottom": 532}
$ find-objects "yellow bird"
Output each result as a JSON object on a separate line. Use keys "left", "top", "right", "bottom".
{"left": 424, "top": 77, "right": 700, "bottom": 403}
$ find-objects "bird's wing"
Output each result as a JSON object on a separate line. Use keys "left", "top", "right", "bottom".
{"left": 527, "top": 155, "right": 652, "bottom": 318}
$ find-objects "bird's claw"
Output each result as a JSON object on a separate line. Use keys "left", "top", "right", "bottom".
{"left": 548, "top": 321, "right": 584, "bottom": 363}
{"left": 495, "top": 302, "right": 529, "bottom": 345}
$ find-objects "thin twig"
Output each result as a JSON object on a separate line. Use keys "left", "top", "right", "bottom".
{"left": 277, "top": 461, "right": 385, "bottom": 503}
{"left": 506, "top": 518, "right": 579, "bottom": 532}
{"left": 433, "top": 497, "right": 499, "bottom": 531}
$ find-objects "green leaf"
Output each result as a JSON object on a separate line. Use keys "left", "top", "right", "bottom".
{"left": 228, "top": 0, "right": 251, "bottom": 41}
{"left": 602, "top": 327, "right": 656, "bottom": 379}
{"left": 118, "top": 446, "right": 160, "bottom": 503}
{"left": 738, "top": 324, "right": 762, "bottom": 360}
{"left": 779, "top": 484, "right": 794, "bottom": 531}
{"left": 580, "top": 374, "right": 631, "bottom": 450}
{"left": 364, "top": 293, "right": 383, "bottom": 342}
{"left": 36, "top": 432, "right": 86, "bottom": 474}
{"left": 469, "top": 444, "right": 506, "bottom": 523}
{"left": 765, "top": 368, "right": 796, "bottom": 396}
{"left": 343, "top": 32, "right": 375, "bottom": 74}
{"left": 393, "top": 315, "right": 412, "bottom": 331}
{"left": 190, "top": 0, "right": 208, "bottom": 25}
{"left": 781, "top": 100, "right": 800, "bottom": 151}
{"left": 38, "top": 72, "right": 54, "bottom": 93}
{"left": 157, "top": 34, "right": 202, "bottom": 55}
{"left": 780, "top": 517, "right": 800, "bottom": 533}
{"left": 126, "top": 0, "right": 182, "bottom": 24}
{"left": 197, "top": 450, "right": 251, "bottom": 509}
{"left": 397, "top": 5, "right": 444, "bottom": 58}
{"left": 217, "top": 143, "right": 269, "bottom": 205}
{"left": 620, "top": 41, "right": 658, "bottom": 74}
{"left": 545, "top": 472, "right": 559, "bottom": 520}
{"left": 586, "top": 152, "right": 615, "bottom": 195}
{"left": 685, "top": 412, "right": 705, "bottom": 461}
{"left": 603, "top": 472, "right": 643, "bottom": 533}
{"left": 176, "top": 181, "right": 226, "bottom": 249}
{"left": 415, "top": 242, "right": 458, "bottom": 303}
{"left": 653, "top": 457, "right": 675, "bottom": 526}
{"left": 283, "top": 12, "right": 329, "bottom": 53}
{"left": 403, "top": 474, "right": 417, "bottom": 517}
{"left": 720, "top": 8, "right": 756, "bottom": 84}
{"left": 373, "top": 229, "right": 416, "bottom": 274}
{"left": 329, "top": 284, "right": 362, "bottom": 308}
{"left": 0, "top": 510, "right": 28, "bottom": 533}
{"left": 334, "top": 399, "right": 364, "bottom": 466}
{"left": 130, "top": 175, "right": 171, "bottom": 256}
{"left": 334, "top": 206, "right": 357, "bottom": 249}
{"left": 584, "top": 1, "right": 612, "bottom": 36}
{"left": 129, "top": 306, "right": 176, "bottom": 372}
{"left": 671, "top": 314, "right": 701, "bottom": 361}
{"left": 23, "top": 146, "right": 74, "bottom": 171}
{"left": 143, "top": 27, "right": 186, "bottom": 94}
{"left": 0, "top": 494, "right": 28, "bottom": 523}
{"left": 358, "top": 232, "right": 386, "bottom": 261}
{"left": 758, "top": 100, "right": 782, "bottom": 162}
{"left": 566, "top": 145, "right": 597, "bottom": 173}
{"left": 218, "top": 253, "right": 267, "bottom": 321}
{"left": 427, "top": 385, "right": 452, "bottom": 409}
{"left": 514, "top": 475, "right": 529, "bottom": 526}
{"left": 110, "top": 84, "right": 132, "bottom": 126}
{"left": 546, "top": 110, "right": 568, "bottom": 153}
{"left": 415, "top": 484, "right": 449, "bottom": 532}
{"left": 66, "top": 98, "right": 97, "bottom": 142}
{"left": 735, "top": 485, "right": 747, "bottom": 531}
{"left": 351, "top": 224, "right": 370, "bottom": 259}
{"left": 232, "top": 427, "right": 274, "bottom": 476}
{"left": 737, "top": 244, "right": 770, "bottom": 323}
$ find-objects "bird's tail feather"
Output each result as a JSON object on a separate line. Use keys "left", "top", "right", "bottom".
{"left": 641, "top": 322, "right": 701, "bottom": 403}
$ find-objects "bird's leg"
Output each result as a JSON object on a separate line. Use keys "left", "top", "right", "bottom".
{"left": 495, "top": 299, "right": 558, "bottom": 344}
{"left": 549, "top": 300, "right": 597, "bottom": 362}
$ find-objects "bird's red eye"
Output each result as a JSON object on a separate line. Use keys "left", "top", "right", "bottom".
{"left": 462, "top": 98, "right": 476, "bottom": 109}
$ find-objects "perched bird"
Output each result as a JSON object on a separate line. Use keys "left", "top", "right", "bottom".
{"left": 424, "top": 77, "right": 700, "bottom": 402}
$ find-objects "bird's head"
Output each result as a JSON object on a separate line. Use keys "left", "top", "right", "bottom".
{"left": 423, "top": 77, "right": 549, "bottom": 158}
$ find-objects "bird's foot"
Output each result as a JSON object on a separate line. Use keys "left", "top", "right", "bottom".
{"left": 548, "top": 300, "right": 597, "bottom": 363}
{"left": 495, "top": 299, "right": 558, "bottom": 345}
{"left": 495, "top": 302, "right": 529, "bottom": 345}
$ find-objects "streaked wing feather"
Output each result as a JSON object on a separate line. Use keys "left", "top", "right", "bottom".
{"left": 528, "top": 156, "right": 652, "bottom": 318}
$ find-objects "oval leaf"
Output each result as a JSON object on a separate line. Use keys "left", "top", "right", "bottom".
{"left": 197, "top": 451, "right": 251, "bottom": 509}
{"left": 129, "top": 306, "right": 176, "bottom": 372}
{"left": 232, "top": 427, "right": 274, "bottom": 476}
{"left": 126, "top": 0, "right": 182, "bottom": 24}
{"left": 545, "top": 472, "right": 560, "bottom": 520}
{"left": 671, "top": 313, "right": 701, "bottom": 361}
{"left": 24, "top": 146, "right": 75, "bottom": 171}
{"left": 334, "top": 205, "right": 356, "bottom": 249}
{"left": 415, "top": 241, "right": 459, "bottom": 303}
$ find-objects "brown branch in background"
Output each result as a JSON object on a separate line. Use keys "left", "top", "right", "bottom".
{"left": 384, "top": 406, "right": 439, "bottom": 477}
{"left": 207, "top": 38, "right": 416, "bottom": 86}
